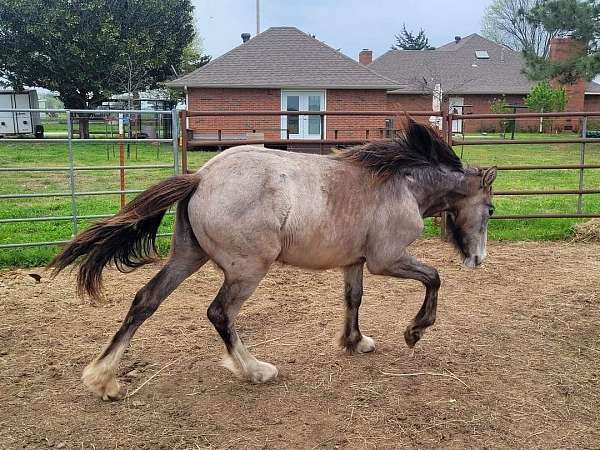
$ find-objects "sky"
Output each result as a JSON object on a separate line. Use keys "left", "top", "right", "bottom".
{"left": 192, "top": 0, "right": 495, "bottom": 61}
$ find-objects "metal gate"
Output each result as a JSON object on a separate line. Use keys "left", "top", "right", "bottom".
{"left": 0, "top": 108, "right": 180, "bottom": 250}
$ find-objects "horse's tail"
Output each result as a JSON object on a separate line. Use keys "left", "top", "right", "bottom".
{"left": 48, "top": 174, "right": 201, "bottom": 299}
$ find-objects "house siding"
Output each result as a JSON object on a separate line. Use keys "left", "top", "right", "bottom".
{"left": 187, "top": 88, "right": 282, "bottom": 140}
{"left": 460, "top": 94, "right": 539, "bottom": 133}
{"left": 186, "top": 88, "right": 575, "bottom": 141}
{"left": 186, "top": 87, "right": 397, "bottom": 141}
{"left": 386, "top": 94, "right": 433, "bottom": 130}
{"left": 325, "top": 89, "right": 389, "bottom": 139}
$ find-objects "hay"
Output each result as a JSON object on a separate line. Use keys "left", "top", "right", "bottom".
{"left": 571, "top": 218, "right": 600, "bottom": 242}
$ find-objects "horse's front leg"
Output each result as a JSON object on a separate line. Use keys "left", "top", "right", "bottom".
{"left": 369, "top": 256, "right": 440, "bottom": 348}
{"left": 339, "top": 262, "right": 376, "bottom": 353}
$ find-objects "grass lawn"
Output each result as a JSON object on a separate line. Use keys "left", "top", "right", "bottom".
{"left": 1, "top": 133, "right": 599, "bottom": 267}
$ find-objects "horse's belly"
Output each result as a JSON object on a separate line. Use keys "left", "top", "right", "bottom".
{"left": 277, "top": 240, "right": 363, "bottom": 270}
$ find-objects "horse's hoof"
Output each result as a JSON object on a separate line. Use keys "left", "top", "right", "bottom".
{"left": 356, "top": 335, "right": 376, "bottom": 353}
{"left": 404, "top": 326, "right": 423, "bottom": 349}
{"left": 82, "top": 362, "right": 122, "bottom": 401}
{"left": 248, "top": 360, "right": 278, "bottom": 384}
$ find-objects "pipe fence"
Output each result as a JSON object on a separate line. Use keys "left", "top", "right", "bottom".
{"left": 0, "top": 108, "right": 179, "bottom": 249}
{"left": 446, "top": 111, "right": 600, "bottom": 220}
{"left": 2, "top": 107, "right": 599, "bottom": 251}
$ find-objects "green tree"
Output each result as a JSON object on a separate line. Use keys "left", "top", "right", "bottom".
{"left": 524, "top": 0, "right": 600, "bottom": 83}
{"left": 392, "top": 25, "right": 435, "bottom": 50}
{"left": 526, "top": 80, "right": 567, "bottom": 131}
{"left": 0, "top": 0, "right": 200, "bottom": 137}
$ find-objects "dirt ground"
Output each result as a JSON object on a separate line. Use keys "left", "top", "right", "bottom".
{"left": 1, "top": 240, "right": 599, "bottom": 449}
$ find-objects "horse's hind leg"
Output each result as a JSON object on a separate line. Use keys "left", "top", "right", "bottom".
{"left": 82, "top": 230, "right": 208, "bottom": 400}
{"left": 207, "top": 264, "right": 277, "bottom": 383}
{"left": 338, "top": 262, "right": 375, "bottom": 353}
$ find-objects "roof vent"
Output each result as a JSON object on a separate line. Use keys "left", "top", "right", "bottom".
{"left": 455, "top": 36, "right": 462, "bottom": 43}
{"left": 476, "top": 50, "right": 490, "bottom": 59}
{"left": 241, "top": 33, "right": 251, "bottom": 43}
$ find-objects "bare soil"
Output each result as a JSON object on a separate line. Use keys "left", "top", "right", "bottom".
{"left": 1, "top": 240, "right": 599, "bottom": 449}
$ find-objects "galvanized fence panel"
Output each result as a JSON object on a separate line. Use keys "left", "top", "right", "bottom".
{"left": 448, "top": 111, "right": 600, "bottom": 221}
{"left": 0, "top": 108, "right": 179, "bottom": 249}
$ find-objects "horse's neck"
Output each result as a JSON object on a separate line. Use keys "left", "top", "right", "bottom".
{"left": 407, "top": 171, "right": 464, "bottom": 218}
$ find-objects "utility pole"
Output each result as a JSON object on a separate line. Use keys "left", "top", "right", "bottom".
{"left": 256, "top": 0, "right": 260, "bottom": 35}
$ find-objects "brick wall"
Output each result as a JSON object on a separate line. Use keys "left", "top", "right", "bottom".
{"left": 386, "top": 94, "right": 433, "bottom": 127}
{"left": 186, "top": 87, "right": 397, "bottom": 141}
{"left": 187, "top": 88, "right": 281, "bottom": 140}
{"left": 460, "top": 94, "right": 540, "bottom": 133}
{"left": 185, "top": 87, "right": 551, "bottom": 140}
{"left": 326, "top": 89, "right": 390, "bottom": 139}
{"left": 549, "top": 38, "right": 586, "bottom": 131}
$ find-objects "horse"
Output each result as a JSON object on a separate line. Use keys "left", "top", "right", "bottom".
{"left": 49, "top": 118, "right": 497, "bottom": 401}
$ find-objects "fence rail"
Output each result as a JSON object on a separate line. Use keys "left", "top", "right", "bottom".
{"left": 447, "top": 110, "right": 600, "bottom": 219}
{"left": 0, "top": 108, "right": 179, "bottom": 249}
{"left": 2, "top": 107, "right": 600, "bottom": 252}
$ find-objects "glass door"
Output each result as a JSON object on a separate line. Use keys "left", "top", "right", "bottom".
{"left": 305, "top": 94, "right": 323, "bottom": 139}
{"left": 282, "top": 93, "right": 301, "bottom": 139}
{"left": 449, "top": 97, "right": 464, "bottom": 133}
{"left": 282, "top": 91, "right": 325, "bottom": 139}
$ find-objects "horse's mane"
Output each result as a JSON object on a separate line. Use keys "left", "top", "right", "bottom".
{"left": 335, "top": 118, "right": 464, "bottom": 179}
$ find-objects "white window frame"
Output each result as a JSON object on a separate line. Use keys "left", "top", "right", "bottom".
{"left": 280, "top": 90, "right": 326, "bottom": 140}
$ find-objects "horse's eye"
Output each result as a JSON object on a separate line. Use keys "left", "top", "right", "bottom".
{"left": 488, "top": 205, "right": 495, "bottom": 217}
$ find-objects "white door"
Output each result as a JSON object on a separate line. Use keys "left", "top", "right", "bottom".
{"left": 449, "top": 97, "right": 464, "bottom": 133}
{"left": 14, "top": 94, "right": 33, "bottom": 133}
{"left": 0, "top": 94, "right": 15, "bottom": 135}
{"left": 281, "top": 91, "right": 325, "bottom": 139}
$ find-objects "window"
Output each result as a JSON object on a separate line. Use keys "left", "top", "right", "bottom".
{"left": 475, "top": 51, "right": 490, "bottom": 59}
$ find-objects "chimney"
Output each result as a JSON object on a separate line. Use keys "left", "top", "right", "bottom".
{"left": 359, "top": 49, "right": 372, "bottom": 65}
{"left": 241, "top": 33, "right": 251, "bottom": 43}
{"left": 549, "top": 37, "right": 586, "bottom": 131}
{"left": 454, "top": 36, "right": 461, "bottom": 44}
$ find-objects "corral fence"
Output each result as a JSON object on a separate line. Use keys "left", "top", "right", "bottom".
{"left": 0, "top": 108, "right": 179, "bottom": 250}
{"left": 447, "top": 111, "right": 600, "bottom": 220}
{"left": 2, "top": 107, "right": 599, "bottom": 251}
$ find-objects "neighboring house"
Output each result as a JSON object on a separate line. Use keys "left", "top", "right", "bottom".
{"left": 370, "top": 33, "right": 600, "bottom": 132}
{"left": 168, "top": 27, "right": 600, "bottom": 141}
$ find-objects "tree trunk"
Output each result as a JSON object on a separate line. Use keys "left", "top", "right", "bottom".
{"left": 78, "top": 116, "right": 90, "bottom": 139}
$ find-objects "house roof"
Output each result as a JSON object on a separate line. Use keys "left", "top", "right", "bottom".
{"left": 586, "top": 81, "right": 600, "bottom": 94}
{"left": 168, "top": 27, "right": 400, "bottom": 90}
{"left": 371, "top": 34, "right": 536, "bottom": 96}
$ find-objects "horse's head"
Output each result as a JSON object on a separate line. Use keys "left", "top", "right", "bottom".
{"left": 447, "top": 167, "right": 497, "bottom": 268}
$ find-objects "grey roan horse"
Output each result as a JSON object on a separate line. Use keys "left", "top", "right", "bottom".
{"left": 50, "top": 118, "right": 497, "bottom": 400}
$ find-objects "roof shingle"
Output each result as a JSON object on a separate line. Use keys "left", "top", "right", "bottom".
{"left": 370, "top": 34, "right": 535, "bottom": 95}
{"left": 168, "top": 27, "right": 400, "bottom": 89}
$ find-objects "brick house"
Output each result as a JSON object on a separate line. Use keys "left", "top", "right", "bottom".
{"left": 168, "top": 27, "right": 600, "bottom": 141}
{"left": 167, "top": 27, "right": 400, "bottom": 144}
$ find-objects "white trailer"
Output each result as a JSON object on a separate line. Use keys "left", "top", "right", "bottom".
{"left": 0, "top": 90, "right": 41, "bottom": 136}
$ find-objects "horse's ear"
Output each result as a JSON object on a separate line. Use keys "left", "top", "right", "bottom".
{"left": 481, "top": 166, "right": 497, "bottom": 187}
